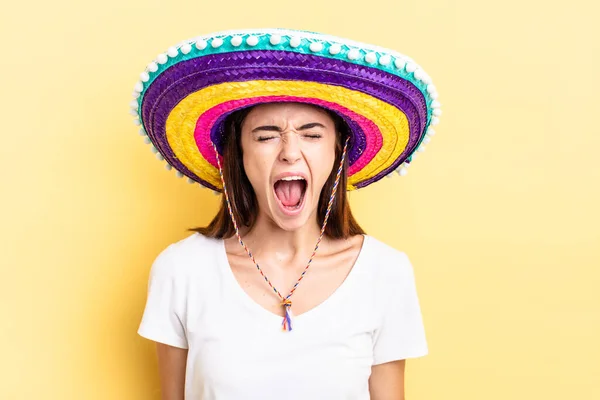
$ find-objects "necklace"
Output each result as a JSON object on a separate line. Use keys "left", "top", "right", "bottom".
{"left": 212, "top": 137, "right": 350, "bottom": 331}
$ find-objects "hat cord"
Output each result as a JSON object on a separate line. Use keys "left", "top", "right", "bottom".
{"left": 212, "top": 137, "right": 350, "bottom": 331}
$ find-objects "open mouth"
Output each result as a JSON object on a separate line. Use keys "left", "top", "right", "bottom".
{"left": 273, "top": 176, "right": 307, "bottom": 214}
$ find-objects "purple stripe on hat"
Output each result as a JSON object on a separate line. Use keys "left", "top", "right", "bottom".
{"left": 141, "top": 51, "right": 427, "bottom": 188}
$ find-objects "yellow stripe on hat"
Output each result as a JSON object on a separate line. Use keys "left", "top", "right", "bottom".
{"left": 165, "top": 80, "right": 410, "bottom": 190}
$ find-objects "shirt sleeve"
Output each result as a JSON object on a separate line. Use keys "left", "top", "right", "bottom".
{"left": 137, "top": 244, "right": 189, "bottom": 349}
{"left": 372, "top": 252, "right": 428, "bottom": 365}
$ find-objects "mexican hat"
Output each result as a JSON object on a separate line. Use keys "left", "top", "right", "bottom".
{"left": 129, "top": 28, "right": 441, "bottom": 191}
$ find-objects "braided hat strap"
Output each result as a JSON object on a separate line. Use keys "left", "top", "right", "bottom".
{"left": 213, "top": 136, "right": 350, "bottom": 331}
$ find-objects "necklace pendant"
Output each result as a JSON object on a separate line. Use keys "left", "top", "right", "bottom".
{"left": 281, "top": 299, "right": 293, "bottom": 332}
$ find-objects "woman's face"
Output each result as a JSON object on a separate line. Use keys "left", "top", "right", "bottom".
{"left": 240, "top": 103, "right": 337, "bottom": 232}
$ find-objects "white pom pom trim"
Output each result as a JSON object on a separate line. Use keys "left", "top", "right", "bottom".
{"left": 195, "top": 39, "right": 207, "bottom": 50}
{"left": 231, "top": 36, "right": 243, "bottom": 47}
{"left": 309, "top": 42, "right": 323, "bottom": 52}
{"left": 165, "top": 164, "right": 173, "bottom": 171}
{"left": 431, "top": 117, "right": 440, "bottom": 125}
{"left": 140, "top": 71, "right": 150, "bottom": 82}
{"left": 181, "top": 43, "right": 192, "bottom": 54}
{"left": 379, "top": 54, "right": 391, "bottom": 65}
{"left": 129, "top": 109, "right": 138, "bottom": 116}
{"left": 329, "top": 43, "right": 341, "bottom": 55}
{"left": 413, "top": 69, "right": 424, "bottom": 81}
{"left": 406, "top": 63, "right": 417, "bottom": 73}
{"left": 143, "top": 137, "right": 151, "bottom": 144}
{"left": 394, "top": 59, "right": 406, "bottom": 70}
{"left": 433, "top": 109, "right": 442, "bottom": 117}
{"left": 134, "top": 81, "right": 143, "bottom": 93}
{"left": 270, "top": 34, "right": 281, "bottom": 45}
{"left": 289, "top": 37, "right": 301, "bottom": 48}
{"left": 347, "top": 49, "right": 360, "bottom": 60}
{"left": 246, "top": 36, "right": 259, "bottom": 46}
{"left": 187, "top": 178, "right": 196, "bottom": 184}
{"left": 147, "top": 62, "right": 158, "bottom": 73}
{"left": 156, "top": 53, "right": 168, "bottom": 65}
{"left": 176, "top": 171, "right": 184, "bottom": 178}
{"left": 211, "top": 38, "right": 223, "bottom": 48}
{"left": 167, "top": 47, "right": 178, "bottom": 58}
{"left": 365, "top": 52, "right": 377, "bottom": 64}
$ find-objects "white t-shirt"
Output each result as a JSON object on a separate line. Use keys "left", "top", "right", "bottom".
{"left": 138, "top": 233, "right": 428, "bottom": 399}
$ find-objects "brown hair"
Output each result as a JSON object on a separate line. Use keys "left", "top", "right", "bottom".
{"left": 189, "top": 103, "right": 365, "bottom": 239}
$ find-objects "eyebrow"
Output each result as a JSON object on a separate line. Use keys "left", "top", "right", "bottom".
{"left": 251, "top": 122, "right": 326, "bottom": 133}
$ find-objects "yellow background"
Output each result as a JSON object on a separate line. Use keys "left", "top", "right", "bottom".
{"left": 1, "top": 0, "right": 599, "bottom": 399}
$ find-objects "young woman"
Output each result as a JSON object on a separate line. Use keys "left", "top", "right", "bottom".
{"left": 132, "top": 28, "right": 440, "bottom": 400}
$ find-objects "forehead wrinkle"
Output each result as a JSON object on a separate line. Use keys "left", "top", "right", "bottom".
{"left": 247, "top": 104, "right": 333, "bottom": 124}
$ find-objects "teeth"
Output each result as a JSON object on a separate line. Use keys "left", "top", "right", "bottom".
{"left": 279, "top": 176, "right": 305, "bottom": 181}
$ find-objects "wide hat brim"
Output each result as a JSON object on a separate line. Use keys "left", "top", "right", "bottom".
{"left": 130, "top": 28, "right": 441, "bottom": 191}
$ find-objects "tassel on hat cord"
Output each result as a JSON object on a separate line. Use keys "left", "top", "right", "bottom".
{"left": 281, "top": 298, "right": 293, "bottom": 332}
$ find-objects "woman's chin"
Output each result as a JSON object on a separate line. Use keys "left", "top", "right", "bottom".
{"left": 273, "top": 218, "right": 308, "bottom": 232}
{"left": 271, "top": 207, "right": 309, "bottom": 232}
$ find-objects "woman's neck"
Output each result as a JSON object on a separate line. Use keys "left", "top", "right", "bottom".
{"left": 238, "top": 211, "right": 326, "bottom": 265}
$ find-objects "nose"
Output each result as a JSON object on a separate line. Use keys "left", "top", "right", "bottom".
{"left": 278, "top": 133, "right": 302, "bottom": 164}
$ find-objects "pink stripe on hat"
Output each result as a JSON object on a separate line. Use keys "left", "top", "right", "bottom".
{"left": 193, "top": 96, "right": 382, "bottom": 177}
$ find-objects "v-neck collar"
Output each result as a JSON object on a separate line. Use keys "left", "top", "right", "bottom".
{"left": 216, "top": 234, "right": 371, "bottom": 325}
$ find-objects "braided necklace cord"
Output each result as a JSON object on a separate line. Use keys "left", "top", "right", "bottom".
{"left": 213, "top": 137, "right": 350, "bottom": 331}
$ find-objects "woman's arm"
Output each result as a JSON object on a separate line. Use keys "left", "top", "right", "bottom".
{"left": 156, "top": 343, "right": 188, "bottom": 400}
{"left": 369, "top": 359, "right": 406, "bottom": 400}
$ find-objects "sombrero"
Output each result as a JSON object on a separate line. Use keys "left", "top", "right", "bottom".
{"left": 129, "top": 28, "right": 441, "bottom": 192}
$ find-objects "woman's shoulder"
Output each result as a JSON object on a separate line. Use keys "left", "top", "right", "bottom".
{"left": 148, "top": 232, "right": 223, "bottom": 279}
{"left": 362, "top": 234, "right": 415, "bottom": 280}
{"left": 158, "top": 231, "right": 220, "bottom": 257}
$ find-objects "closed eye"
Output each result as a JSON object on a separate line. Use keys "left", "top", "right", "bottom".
{"left": 303, "top": 133, "right": 322, "bottom": 139}
{"left": 257, "top": 136, "right": 276, "bottom": 142}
